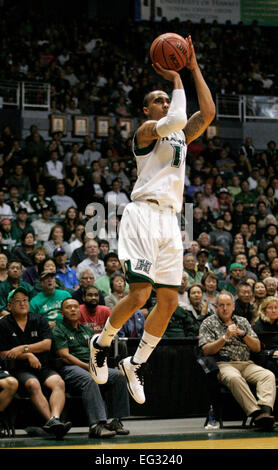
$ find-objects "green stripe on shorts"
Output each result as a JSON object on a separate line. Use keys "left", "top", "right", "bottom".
{"left": 125, "top": 260, "right": 154, "bottom": 285}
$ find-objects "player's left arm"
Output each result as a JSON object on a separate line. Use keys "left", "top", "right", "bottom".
{"left": 183, "top": 36, "right": 215, "bottom": 145}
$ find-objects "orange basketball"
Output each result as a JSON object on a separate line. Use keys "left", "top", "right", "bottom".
{"left": 150, "top": 33, "right": 189, "bottom": 72}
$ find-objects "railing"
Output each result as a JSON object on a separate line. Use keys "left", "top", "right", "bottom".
{"left": 0, "top": 80, "right": 50, "bottom": 111}
{"left": 216, "top": 94, "right": 278, "bottom": 121}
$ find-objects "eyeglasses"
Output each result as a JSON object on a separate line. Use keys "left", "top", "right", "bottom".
{"left": 81, "top": 277, "right": 94, "bottom": 280}
{"left": 12, "top": 298, "right": 29, "bottom": 304}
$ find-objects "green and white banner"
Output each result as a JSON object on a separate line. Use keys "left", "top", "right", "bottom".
{"left": 137, "top": 0, "right": 278, "bottom": 25}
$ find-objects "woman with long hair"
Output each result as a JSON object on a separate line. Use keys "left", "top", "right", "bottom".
{"left": 252, "top": 281, "right": 267, "bottom": 324}
{"left": 253, "top": 296, "right": 278, "bottom": 377}
{"left": 11, "top": 230, "right": 36, "bottom": 268}
{"left": 168, "top": 283, "right": 214, "bottom": 338}
{"left": 201, "top": 272, "right": 219, "bottom": 314}
{"left": 61, "top": 206, "right": 81, "bottom": 242}
{"left": 44, "top": 224, "right": 71, "bottom": 260}
{"left": 22, "top": 245, "right": 47, "bottom": 285}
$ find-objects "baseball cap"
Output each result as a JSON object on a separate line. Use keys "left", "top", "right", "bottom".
{"left": 218, "top": 188, "right": 229, "bottom": 194}
{"left": 17, "top": 207, "right": 28, "bottom": 214}
{"left": 197, "top": 249, "right": 209, "bottom": 257}
{"left": 229, "top": 263, "right": 244, "bottom": 272}
{"left": 40, "top": 270, "right": 55, "bottom": 280}
{"left": 7, "top": 286, "right": 30, "bottom": 303}
{"left": 53, "top": 247, "right": 66, "bottom": 257}
{"left": 1, "top": 218, "right": 11, "bottom": 224}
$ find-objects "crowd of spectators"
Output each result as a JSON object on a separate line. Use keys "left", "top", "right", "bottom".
{"left": 0, "top": 6, "right": 277, "bottom": 113}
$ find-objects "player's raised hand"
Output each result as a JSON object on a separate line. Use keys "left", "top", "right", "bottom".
{"left": 152, "top": 62, "right": 180, "bottom": 81}
{"left": 184, "top": 35, "right": 198, "bottom": 71}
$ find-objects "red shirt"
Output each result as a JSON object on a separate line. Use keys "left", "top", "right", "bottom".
{"left": 79, "top": 304, "right": 110, "bottom": 334}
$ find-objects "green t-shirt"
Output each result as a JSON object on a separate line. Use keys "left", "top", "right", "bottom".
{"left": 29, "top": 289, "right": 72, "bottom": 323}
{"left": 53, "top": 321, "right": 92, "bottom": 363}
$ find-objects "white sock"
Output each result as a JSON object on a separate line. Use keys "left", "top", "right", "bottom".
{"left": 97, "top": 318, "right": 120, "bottom": 347}
{"left": 132, "top": 331, "right": 161, "bottom": 364}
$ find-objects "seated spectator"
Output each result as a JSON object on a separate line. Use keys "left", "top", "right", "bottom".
{"left": 257, "top": 265, "right": 272, "bottom": 282}
{"left": 69, "top": 230, "right": 91, "bottom": 268}
{"left": 76, "top": 239, "right": 105, "bottom": 280}
{"left": 182, "top": 283, "right": 214, "bottom": 338}
{"left": 117, "top": 308, "right": 145, "bottom": 339}
{"left": 0, "top": 260, "right": 34, "bottom": 317}
{"left": 29, "top": 184, "right": 57, "bottom": 214}
{"left": 264, "top": 244, "right": 278, "bottom": 265}
{"left": 6, "top": 185, "right": 23, "bottom": 215}
{"left": 0, "top": 218, "right": 15, "bottom": 251}
{"left": 183, "top": 253, "right": 203, "bottom": 286}
{"left": 54, "top": 247, "right": 79, "bottom": 291}
{"left": 64, "top": 166, "right": 86, "bottom": 211}
{"left": 263, "top": 277, "right": 278, "bottom": 297}
{"left": 43, "top": 150, "right": 65, "bottom": 194}
{"left": 53, "top": 298, "right": 130, "bottom": 438}
{"left": 177, "top": 272, "right": 189, "bottom": 308}
{"left": 72, "top": 268, "right": 105, "bottom": 306}
{"left": 270, "top": 257, "right": 278, "bottom": 282}
{"left": 104, "top": 178, "right": 130, "bottom": 212}
{"left": 252, "top": 281, "right": 267, "bottom": 324}
{"left": 68, "top": 223, "right": 85, "bottom": 256}
{"left": 196, "top": 249, "right": 210, "bottom": 275}
{"left": 44, "top": 224, "right": 71, "bottom": 261}
{"left": 98, "top": 239, "right": 110, "bottom": 260}
{"left": 22, "top": 245, "right": 47, "bottom": 286}
{"left": 193, "top": 208, "right": 211, "bottom": 240}
{"left": 201, "top": 183, "right": 219, "bottom": 217}
{"left": 61, "top": 207, "right": 82, "bottom": 243}
{"left": 234, "top": 282, "right": 255, "bottom": 323}
{"left": 201, "top": 272, "right": 219, "bottom": 314}
{"left": 79, "top": 286, "right": 110, "bottom": 334}
{"left": 235, "top": 180, "right": 256, "bottom": 216}
{"left": 33, "top": 257, "right": 72, "bottom": 295}
{"left": 0, "top": 252, "right": 8, "bottom": 282}
{"left": 0, "top": 190, "right": 13, "bottom": 219}
{"left": 248, "top": 254, "right": 261, "bottom": 276}
{"left": 223, "top": 210, "right": 233, "bottom": 234}
{"left": 199, "top": 290, "right": 276, "bottom": 431}
{"left": 11, "top": 230, "right": 36, "bottom": 268}
{"left": 209, "top": 217, "right": 233, "bottom": 257}
{"left": 7, "top": 163, "right": 31, "bottom": 200}
{"left": 94, "top": 253, "right": 127, "bottom": 298}
{"left": 29, "top": 270, "right": 72, "bottom": 329}
{"left": 253, "top": 296, "right": 278, "bottom": 377}
{"left": 234, "top": 253, "right": 257, "bottom": 282}
{"left": 0, "top": 287, "right": 71, "bottom": 438}
{"left": 52, "top": 182, "right": 77, "bottom": 216}
{"left": 223, "top": 263, "right": 244, "bottom": 297}
{"left": 210, "top": 252, "right": 227, "bottom": 280}
{"left": 31, "top": 204, "right": 55, "bottom": 243}
{"left": 10, "top": 207, "right": 34, "bottom": 244}
{"left": 104, "top": 270, "right": 126, "bottom": 306}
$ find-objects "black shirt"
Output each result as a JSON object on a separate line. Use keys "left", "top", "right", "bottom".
{"left": 0, "top": 312, "right": 53, "bottom": 368}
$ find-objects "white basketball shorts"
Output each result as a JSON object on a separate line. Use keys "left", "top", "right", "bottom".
{"left": 118, "top": 200, "right": 184, "bottom": 288}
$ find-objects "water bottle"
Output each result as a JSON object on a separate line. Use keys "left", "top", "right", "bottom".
{"left": 205, "top": 405, "right": 220, "bottom": 430}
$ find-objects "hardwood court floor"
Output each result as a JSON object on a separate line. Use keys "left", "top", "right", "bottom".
{"left": 1, "top": 417, "right": 278, "bottom": 451}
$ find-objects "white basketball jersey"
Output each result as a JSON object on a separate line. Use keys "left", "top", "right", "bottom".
{"left": 131, "top": 130, "right": 187, "bottom": 212}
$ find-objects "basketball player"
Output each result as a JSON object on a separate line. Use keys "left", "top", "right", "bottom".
{"left": 89, "top": 36, "right": 215, "bottom": 404}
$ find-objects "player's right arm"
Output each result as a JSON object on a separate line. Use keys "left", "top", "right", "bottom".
{"left": 137, "top": 64, "right": 187, "bottom": 148}
{"left": 184, "top": 36, "right": 215, "bottom": 145}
